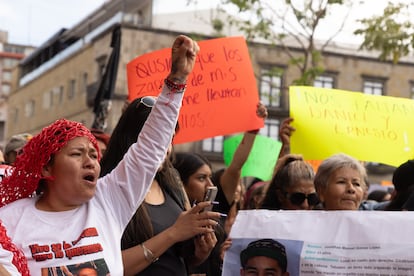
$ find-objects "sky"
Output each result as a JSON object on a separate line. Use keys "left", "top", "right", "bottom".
{"left": 0, "top": 0, "right": 220, "bottom": 46}
{"left": 0, "top": 0, "right": 407, "bottom": 47}
{"left": 0, "top": 0, "right": 107, "bottom": 45}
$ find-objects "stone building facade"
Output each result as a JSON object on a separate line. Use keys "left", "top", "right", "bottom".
{"left": 0, "top": 30, "right": 34, "bottom": 149}
{"left": 7, "top": 0, "right": 414, "bottom": 185}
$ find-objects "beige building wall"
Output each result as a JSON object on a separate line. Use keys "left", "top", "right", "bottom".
{"left": 8, "top": 25, "right": 414, "bottom": 138}
{"left": 7, "top": 23, "right": 414, "bottom": 185}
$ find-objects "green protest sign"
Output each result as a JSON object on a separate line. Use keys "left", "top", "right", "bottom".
{"left": 223, "top": 134, "right": 282, "bottom": 181}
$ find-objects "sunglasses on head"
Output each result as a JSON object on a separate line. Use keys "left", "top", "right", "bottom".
{"left": 286, "top": 192, "right": 319, "bottom": 206}
{"left": 137, "top": 96, "right": 157, "bottom": 108}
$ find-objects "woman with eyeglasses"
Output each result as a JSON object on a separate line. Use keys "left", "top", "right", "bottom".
{"left": 260, "top": 154, "right": 318, "bottom": 210}
{"left": 273, "top": 118, "right": 368, "bottom": 211}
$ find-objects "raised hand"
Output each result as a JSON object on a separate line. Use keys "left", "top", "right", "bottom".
{"left": 279, "top": 117, "right": 295, "bottom": 145}
{"left": 256, "top": 102, "right": 268, "bottom": 119}
{"left": 168, "top": 35, "right": 200, "bottom": 83}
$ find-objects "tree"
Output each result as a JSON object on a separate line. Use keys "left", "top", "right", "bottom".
{"left": 354, "top": 1, "right": 414, "bottom": 64}
{"left": 195, "top": 0, "right": 358, "bottom": 85}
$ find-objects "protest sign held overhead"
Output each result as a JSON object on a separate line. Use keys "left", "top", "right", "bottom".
{"left": 127, "top": 36, "right": 263, "bottom": 144}
{"left": 223, "top": 134, "right": 282, "bottom": 181}
{"left": 289, "top": 86, "right": 414, "bottom": 167}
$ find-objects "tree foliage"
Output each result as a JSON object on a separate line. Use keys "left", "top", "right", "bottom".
{"left": 205, "top": 0, "right": 355, "bottom": 85}
{"left": 354, "top": 2, "right": 414, "bottom": 64}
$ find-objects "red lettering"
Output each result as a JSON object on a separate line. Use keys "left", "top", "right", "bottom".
{"left": 33, "top": 253, "right": 53, "bottom": 261}
{"left": 29, "top": 244, "right": 50, "bottom": 254}
{"left": 72, "top": 227, "right": 99, "bottom": 245}
{"left": 65, "top": 243, "right": 103, "bottom": 259}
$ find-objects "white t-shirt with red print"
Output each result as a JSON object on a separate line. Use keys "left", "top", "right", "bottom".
{"left": 0, "top": 86, "right": 182, "bottom": 275}
{"left": 0, "top": 244, "right": 20, "bottom": 275}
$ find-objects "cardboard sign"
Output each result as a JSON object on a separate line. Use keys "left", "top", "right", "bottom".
{"left": 127, "top": 36, "right": 263, "bottom": 144}
{"left": 289, "top": 86, "right": 414, "bottom": 167}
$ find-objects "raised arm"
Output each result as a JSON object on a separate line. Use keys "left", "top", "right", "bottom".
{"left": 98, "top": 35, "right": 200, "bottom": 225}
{"left": 219, "top": 102, "right": 268, "bottom": 206}
{"left": 278, "top": 117, "right": 295, "bottom": 159}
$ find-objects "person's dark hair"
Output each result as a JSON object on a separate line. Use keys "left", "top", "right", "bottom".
{"left": 172, "top": 151, "right": 228, "bottom": 276}
{"left": 244, "top": 181, "right": 266, "bottom": 210}
{"left": 77, "top": 262, "right": 98, "bottom": 271}
{"left": 99, "top": 97, "right": 185, "bottom": 249}
{"left": 100, "top": 98, "right": 151, "bottom": 176}
{"left": 240, "top": 239, "right": 288, "bottom": 272}
{"left": 211, "top": 168, "right": 225, "bottom": 187}
{"left": 249, "top": 177, "right": 264, "bottom": 188}
{"left": 386, "top": 185, "right": 414, "bottom": 211}
{"left": 173, "top": 152, "right": 211, "bottom": 186}
{"left": 402, "top": 187, "right": 414, "bottom": 210}
{"left": 367, "top": 190, "right": 389, "bottom": 202}
{"left": 391, "top": 160, "right": 414, "bottom": 192}
{"left": 384, "top": 160, "right": 414, "bottom": 211}
{"left": 260, "top": 154, "right": 314, "bottom": 210}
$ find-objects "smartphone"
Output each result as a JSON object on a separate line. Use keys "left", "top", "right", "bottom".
{"left": 203, "top": 186, "right": 218, "bottom": 212}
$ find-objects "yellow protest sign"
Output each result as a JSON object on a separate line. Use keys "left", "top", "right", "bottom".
{"left": 289, "top": 86, "right": 414, "bottom": 167}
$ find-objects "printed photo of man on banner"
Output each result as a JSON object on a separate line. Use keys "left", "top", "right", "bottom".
{"left": 222, "top": 210, "right": 414, "bottom": 276}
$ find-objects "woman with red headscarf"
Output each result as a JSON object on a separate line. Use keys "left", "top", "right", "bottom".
{"left": 0, "top": 35, "right": 219, "bottom": 275}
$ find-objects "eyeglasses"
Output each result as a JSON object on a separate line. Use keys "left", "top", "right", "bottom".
{"left": 137, "top": 96, "right": 157, "bottom": 108}
{"left": 286, "top": 192, "right": 319, "bottom": 206}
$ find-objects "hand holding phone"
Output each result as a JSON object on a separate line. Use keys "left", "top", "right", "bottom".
{"left": 203, "top": 186, "right": 218, "bottom": 212}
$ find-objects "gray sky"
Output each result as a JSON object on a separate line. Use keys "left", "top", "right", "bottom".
{"left": 0, "top": 0, "right": 401, "bottom": 47}
{"left": 0, "top": 0, "right": 220, "bottom": 46}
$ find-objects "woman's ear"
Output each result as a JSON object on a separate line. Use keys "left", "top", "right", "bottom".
{"left": 41, "top": 164, "right": 52, "bottom": 178}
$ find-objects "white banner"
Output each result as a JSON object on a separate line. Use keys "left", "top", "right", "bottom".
{"left": 222, "top": 210, "right": 414, "bottom": 276}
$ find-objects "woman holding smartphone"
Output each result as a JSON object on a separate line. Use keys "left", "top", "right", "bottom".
{"left": 100, "top": 96, "right": 219, "bottom": 276}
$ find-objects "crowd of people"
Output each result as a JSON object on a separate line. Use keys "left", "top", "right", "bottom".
{"left": 0, "top": 34, "right": 411, "bottom": 276}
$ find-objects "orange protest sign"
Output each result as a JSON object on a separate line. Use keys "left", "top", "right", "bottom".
{"left": 127, "top": 36, "right": 263, "bottom": 144}
{"left": 306, "top": 160, "right": 322, "bottom": 172}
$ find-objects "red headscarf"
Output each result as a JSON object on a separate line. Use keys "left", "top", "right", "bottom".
{"left": 0, "top": 119, "right": 99, "bottom": 207}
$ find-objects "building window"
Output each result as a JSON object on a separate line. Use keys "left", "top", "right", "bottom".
{"left": 410, "top": 81, "right": 414, "bottom": 99}
{"left": 261, "top": 118, "right": 281, "bottom": 140}
{"left": 25, "top": 100, "right": 35, "bottom": 117}
{"left": 12, "top": 108, "right": 19, "bottom": 123}
{"left": 82, "top": 72, "right": 88, "bottom": 94}
{"left": 314, "top": 75, "right": 335, "bottom": 88}
{"left": 43, "top": 91, "right": 53, "bottom": 109}
{"left": 3, "top": 58, "right": 18, "bottom": 68}
{"left": 0, "top": 121, "right": 4, "bottom": 142}
{"left": 68, "top": 79, "right": 76, "bottom": 99}
{"left": 2, "top": 71, "right": 12, "bottom": 82}
{"left": 202, "top": 136, "right": 223, "bottom": 153}
{"left": 363, "top": 78, "right": 384, "bottom": 95}
{"left": 4, "top": 45, "right": 25, "bottom": 54}
{"left": 259, "top": 67, "right": 283, "bottom": 107}
{"left": 1, "top": 84, "right": 10, "bottom": 96}
{"left": 96, "top": 55, "right": 107, "bottom": 81}
{"left": 56, "top": 86, "right": 64, "bottom": 104}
